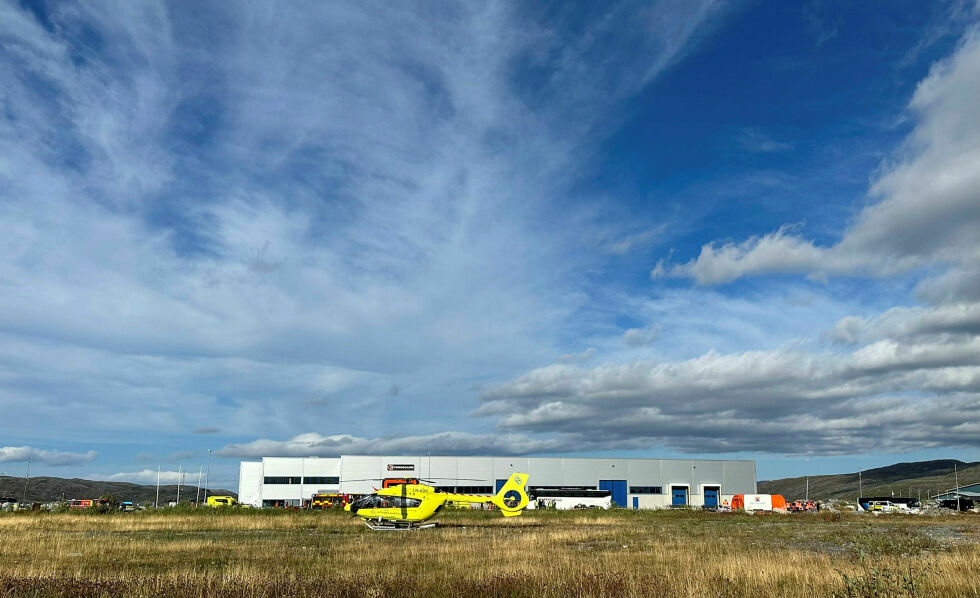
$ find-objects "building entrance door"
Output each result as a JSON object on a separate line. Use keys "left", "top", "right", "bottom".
{"left": 599, "top": 480, "right": 627, "bottom": 507}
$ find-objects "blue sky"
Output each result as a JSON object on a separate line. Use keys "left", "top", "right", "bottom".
{"left": 2, "top": 0, "right": 979, "bottom": 489}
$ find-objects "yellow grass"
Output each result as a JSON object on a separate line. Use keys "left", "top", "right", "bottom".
{"left": 0, "top": 508, "right": 978, "bottom": 597}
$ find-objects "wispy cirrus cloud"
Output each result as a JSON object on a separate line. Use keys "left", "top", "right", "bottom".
{"left": 0, "top": 0, "right": 725, "bottom": 458}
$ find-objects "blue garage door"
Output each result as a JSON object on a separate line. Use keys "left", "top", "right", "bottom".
{"left": 599, "top": 480, "right": 627, "bottom": 507}
{"left": 704, "top": 487, "right": 719, "bottom": 507}
{"left": 495, "top": 479, "right": 507, "bottom": 493}
{"left": 672, "top": 486, "right": 687, "bottom": 506}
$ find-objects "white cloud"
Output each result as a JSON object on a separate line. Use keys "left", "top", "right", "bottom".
{"left": 655, "top": 26, "right": 980, "bottom": 288}
{"left": 480, "top": 300, "right": 980, "bottom": 455}
{"left": 558, "top": 348, "right": 596, "bottom": 364}
{"left": 216, "top": 432, "right": 562, "bottom": 459}
{"left": 623, "top": 324, "right": 662, "bottom": 347}
{"left": 106, "top": 469, "right": 189, "bottom": 484}
{"left": 737, "top": 127, "right": 794, "bottom": 152}
{"left": 0, "top": 0, "right": 724, "bottom": 447}
{"left": 0, "top": 446, "right": 97, "bottom": 466}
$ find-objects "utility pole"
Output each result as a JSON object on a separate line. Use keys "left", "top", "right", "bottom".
{"left": 805, "top": 476, "right": 809, "bottom": 502}
{"left": 858, "top": 471, "right": 863, "bottom": 500}
{"left": 155, "top": 466, "right": 161, "bottom": 508}
{"left": 176, "top": 465, "right": 182, "bottom": 505}
{"left": 955, "top": 463, "right": 961, "bottom": 512}
{"left": 195, "top": 465, "right": 203, "bottom": 505}
{"left": 22, "top": 457, "right": 30, "bottom": 504}
{"left": 204, "top": 450, "right": 212, "bottom": 503}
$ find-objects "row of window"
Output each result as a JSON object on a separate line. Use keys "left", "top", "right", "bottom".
{"left": 350, "top": 495, "right": 421, "bottom": 509}
{"left": 263, "top": 476, "right": 340, "bottom": 485}
{"left": 303, "top": 477, "right": 340, "bottom": 485}
{"left": 630, "top": 486, "right": 663, "bottom": 494}
{"left": 435, "top": 486, "right": 494, "bottom": 494}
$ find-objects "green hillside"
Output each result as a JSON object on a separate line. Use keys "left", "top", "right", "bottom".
{"left": 758, "top": 459, "right": 980, "bottom": 501}
{"left": 0, "top": 475, "right": 236, "bottom": 505}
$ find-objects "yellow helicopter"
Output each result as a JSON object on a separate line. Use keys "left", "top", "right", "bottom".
{"left": 345, "top": 472, "right": 529, "bottom": 530}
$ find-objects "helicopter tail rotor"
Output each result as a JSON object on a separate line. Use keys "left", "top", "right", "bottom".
{"left": 490, "top": 472, "right": 529, "bottom": 516}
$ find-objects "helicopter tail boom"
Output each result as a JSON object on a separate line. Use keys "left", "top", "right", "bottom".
{"left": 490, "top": 472, "right": 529, "bottom": 516}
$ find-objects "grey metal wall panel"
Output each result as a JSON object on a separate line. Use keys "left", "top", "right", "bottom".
{"left": 596, "top": 459, "right": 629, "bottom": 480}
{"left": 661, "top": 460, "right": 695, "bottom": 487}
{"left": 723, "top": 461, "right": 756, "bottom": 494}
{"left": 560, "top": 459, "right": 597, "bottom": 486}
{"left": 339, "top": 456, "right": 383, "bottom": 493}
{"left": 527, "top": 458, "right": 563, "bottom": 486}
{"left": 494, "top": 457, "right": 529, "bottom": 480}
{"left": 425, "top": 456, "right": 458, "bottom": 481}
{"left": 454, "top": 457, "right": 494, "bottom": 484}
{"left": 691, "top": 461, "right": 724, "bottom": 495}
{"left": 626, "top": 460, "right": 661, "bottom": 484}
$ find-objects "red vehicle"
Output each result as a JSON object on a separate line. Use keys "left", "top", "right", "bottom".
{"left": 309, "top": 493, "right": 350, "bottom": 509}
{"left": 382, "top": 478, "right": 419, "bottom": 488}
{"left": 68, "top": 499, "right": 94, "bottom": 509}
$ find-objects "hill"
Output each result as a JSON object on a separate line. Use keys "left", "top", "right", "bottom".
{"left": 0, "top": 475, "right": 236, "bottom": 505}
{"left": 758, "top": 459, "right": 980, "bottom": 501}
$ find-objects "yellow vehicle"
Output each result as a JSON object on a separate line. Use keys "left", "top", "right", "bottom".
{"left": 345, "top": 472, "right": 529, "bottom": 530}
{"left": 206, "top": 495, "right": 238, "bottom": 507}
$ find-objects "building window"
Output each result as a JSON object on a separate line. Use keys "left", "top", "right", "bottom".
{"left": 264, "top": 476, "right": 301, "bottom": 484}
{"left": 303, "top": 476, "right": 339, "bottom": 485}
{"left": 630, "top": 486, "right": 663, "bottom": 494}
{"left": 454, "top": 486, "right": 493, "bottom": 494}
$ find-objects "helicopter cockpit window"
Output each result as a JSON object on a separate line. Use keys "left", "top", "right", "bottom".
{"left": 350, "top": 495, "right": 383, "bottom": 509}
{"left": 387, "top": 496, "right": 421, "bottom": 508}
{"left": 350, "top": 495, "right": 420, "bottom": 509}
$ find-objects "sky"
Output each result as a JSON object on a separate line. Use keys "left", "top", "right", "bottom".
{"left": 1, "top": 0, "right": 979, "bottom": 489}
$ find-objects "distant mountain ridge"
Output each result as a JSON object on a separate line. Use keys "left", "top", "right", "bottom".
{"left": 758, "top": 459, "right": 980, "bottom": 501}
{"left": 0, "top": 475, "right": 237, "bottom": 504}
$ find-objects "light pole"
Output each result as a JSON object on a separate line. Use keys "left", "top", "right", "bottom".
{"left": 205, "top": 449, "right": 212, "bottom": 503}
{"left": 954, "top": 463, "right": 961, "bottom": 512}
{"left": 22, "top": 457, "right": 30, "bottom": 504}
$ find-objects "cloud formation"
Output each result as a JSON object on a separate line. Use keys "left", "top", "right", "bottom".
{"left": 216, "top": 432, "right": 562, "bottom": 459}
{"left": 654, "top": 26, "right": 980, "bottom": 287}
{"left": 0, "top": 446, "right": 97, "bottom": 466}
{"left": 0, "top": 0, "right": 724, "bottom": 448}
{"left": 107, "top": 469, "right": 193, "bottom": 484}
{"left": 480, "top": 300, "right": 980, "bottom": 455}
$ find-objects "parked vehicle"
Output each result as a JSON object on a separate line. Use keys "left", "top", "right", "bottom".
{"left": 526, "top": 488, "right": 612, "bottom": 510}
{"left": 206, "top": 495, "right": 238, "bottom": 507}
{"left": 730, "top": 494, "right": 788, "bottom": 512}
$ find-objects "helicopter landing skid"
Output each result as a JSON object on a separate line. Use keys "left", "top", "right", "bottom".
{"left": 363, "top": 520, "right": 437, "bottom": 531}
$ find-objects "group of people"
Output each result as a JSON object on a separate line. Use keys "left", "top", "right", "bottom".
{"left": 788, "top": 499, "right": 820, "bottom": 512}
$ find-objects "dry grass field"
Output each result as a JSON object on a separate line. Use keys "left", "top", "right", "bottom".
{"left": 0, "top": 508, "right": 978, "bottom": 597}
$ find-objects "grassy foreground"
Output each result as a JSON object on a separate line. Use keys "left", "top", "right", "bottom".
{"left": 0, "top": 508, "right": 978, "bottom": 598}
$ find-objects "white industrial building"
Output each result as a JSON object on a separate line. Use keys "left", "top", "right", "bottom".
{"left": 238, "top": 455, "right": 757, "bottom": 509}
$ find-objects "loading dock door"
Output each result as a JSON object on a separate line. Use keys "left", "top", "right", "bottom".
{"left": 495, "top": 479, "right": 507, "bottom": 493}
{"left": 599, "top": 480, "right": 627, "bottom": 507}
{"left": 704, "top": 487, "right": 719, "bottom": 507}
{"left": 671, "top": 486, "right": 687, "bottom": 506}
